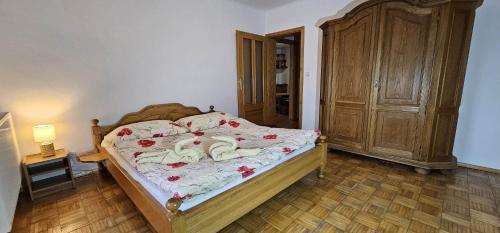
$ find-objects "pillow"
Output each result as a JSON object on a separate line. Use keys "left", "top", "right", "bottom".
{"left": 101, "top": 120, "right": 189, "bottom": 147}
{"left": 174, "top": 112, "right": 237, "bottom": 132}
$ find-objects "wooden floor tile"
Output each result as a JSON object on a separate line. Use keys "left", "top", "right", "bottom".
{"left": 11, "top": 151, "right": 500, "bottom": 233}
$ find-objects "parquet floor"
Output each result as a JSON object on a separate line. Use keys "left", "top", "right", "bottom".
{"left": 11, "top": 151, "right": 500, "bottom": 233}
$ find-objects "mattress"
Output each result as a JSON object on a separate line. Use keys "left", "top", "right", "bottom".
{"left": 105, "top": 142, "right": 315, "bottom": 211}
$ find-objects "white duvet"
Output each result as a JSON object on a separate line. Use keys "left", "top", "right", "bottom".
{"left": 103, "top": 117, "right": 319, "bottom": 203}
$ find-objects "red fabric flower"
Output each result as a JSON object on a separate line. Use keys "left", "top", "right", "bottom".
{"left": 193, "top": 140, "right": 201, "bottom": 145}
{"left": 314, "top": 128, "right": 321, "bottom": 136}
{"left": 153, "top": 133, "right": 164, "bottom": 138}
{"left": 237, "top": 166, "right": 250, "bottom": 172}
{"left": 228, "top": 121, "right": 240, "bottom": 128}
{"left": 282, "top": 147, "right": 295, "bottom": 154}
{"left": 172, "top": 192, "right": 192, "bottom": 202}
{"left": 167, "top": 162, "right": 188, "bottom": 168}
{"left": 237, "top": 166, "right": 255, "bottom": 178}
{"left": 133, "top": 152, "right": 143, "bottom": 158}
{"left": 192, "top": 131, "right": 204, "bottom": 136}
{"left": 263, "top": 134, "right": 278, "bottom": 140}
{"left": 137, "top": 139, "right": 155, "bottom": 147}
{"left": 242, "top": 170, "right": 254, "bottom": 178}
{"left": 168, "top": 176, "right": 180, "bottom": 182}
{"left": 186, "top": 121, "right": 192, "bottom": 128}
{"left": 219, "top": 119, "right": 227, "bottom": 126}
{"left": 169, "top": 122, "right": 182, "bottom": 127}
{"left": 236, "top": 137, "right": 245, "bottom": 141}
{"left": 117, "top": 128, "right": 132, "bottom": 137}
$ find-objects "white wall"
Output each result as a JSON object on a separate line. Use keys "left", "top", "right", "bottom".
{"left": 265, "top": 0, "right": 500, "bottom": 169}
{"left": 1, "top": 0, "right": 497, "bottom": 169}
{"left": 454, "top": 0, "right": 500, "bottom": 169}
{"left": 0, "top": 0, "right": 265, "bottom": 155}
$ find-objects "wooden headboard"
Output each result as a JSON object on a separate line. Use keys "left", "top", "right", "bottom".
{"left": 91, "top": 103, "right": 214, "bottom": 151}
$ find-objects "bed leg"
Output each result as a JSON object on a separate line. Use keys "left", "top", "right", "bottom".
{"left": 166, "top": 198, "right": 181, "bottom": 214}
{"left": 166, "top": 198, "right": 186, "bottom": 232}
{"left": 318, "top": 167, "right": 325, "bottom": 178}
{"left": 317, "top": 135, "right": 327, "bottom": 179}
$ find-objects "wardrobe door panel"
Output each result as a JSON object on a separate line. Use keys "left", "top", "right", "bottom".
{"left": 335, "top": 26, "right": 369, "bottom": 104}
{"left": 368, "top": 2, "right": 439, "bottom": 160}
{"left": 371, "top": 111, "right": 418, "bottom": 159}
{"left": 328, "top": 7, "right": 376, "bottom": 151}
{"left": 377, "top": 9, "right": 430, "bottom": 106}
{"left": 331, "top": 106, "right": 365, "bottom": 150}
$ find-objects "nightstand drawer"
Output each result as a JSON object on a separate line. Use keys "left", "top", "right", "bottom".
{"left": 32, "top": 173, "right": 73, "bottom": 192}
{"left": 28, "top": 159, "right": 69, "bottom": 176}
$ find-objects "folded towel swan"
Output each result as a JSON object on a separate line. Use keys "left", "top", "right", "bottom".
{"left": 135, "top": 137, "right": 204, "bottom": 164}
{"left": 209, "top": 136, "right": 261, "bottom": 161}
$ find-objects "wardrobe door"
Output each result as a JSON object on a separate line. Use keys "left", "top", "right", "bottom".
{"left": 328, "top": 7, "right": 376, "bottom": 152}
{"left": 368, "top": 2, "right": 439, "bottom": 160}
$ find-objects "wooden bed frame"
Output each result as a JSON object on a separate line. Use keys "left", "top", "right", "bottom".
{"left": 91, "top": 103, "right": 327, "bottom": 233}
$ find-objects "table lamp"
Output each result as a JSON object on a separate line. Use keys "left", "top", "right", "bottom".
{"left": 33, "top": 124, "right": 56, "bottom": 157}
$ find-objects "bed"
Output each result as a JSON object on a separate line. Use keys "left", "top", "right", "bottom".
{"left": 91, "top": 103, "right": 327, "bottom": 233}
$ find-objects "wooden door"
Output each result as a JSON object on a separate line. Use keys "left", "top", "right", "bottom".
{"left": 327, "top": 7, "right": 377, "bottom": 152}
{"left": 236, "top": 31, "right": 275, "bottom": 124}
{"left": 264, "top": 36, "right": 277, "bottom": 126}
{"left": 368, "top": 2, "right": 439, "bottom": 160}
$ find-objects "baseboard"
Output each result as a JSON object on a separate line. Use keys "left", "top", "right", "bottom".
{"left": 458, "top": 162, "right": 500, "bottom": 174}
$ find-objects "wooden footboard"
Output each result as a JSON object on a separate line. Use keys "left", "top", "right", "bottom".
{"left": 104, "top": 137, "right": 327, "bottom": 233}
{"left": 91, "top": 103, "right": 328, "bottom": 233}
{"left": 104, "top": 151, "right": 174, "bottom": 231}
{"left": 183, "top": 138, "right": 327, "bottom": 233}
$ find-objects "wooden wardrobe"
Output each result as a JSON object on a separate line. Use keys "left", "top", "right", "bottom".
{"left": 319, "top": 0, "right": 482, "bottom": 174}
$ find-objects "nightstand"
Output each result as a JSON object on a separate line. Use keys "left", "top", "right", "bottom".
{"left": 22, "top": 148, "right": 75, "bottom": 200}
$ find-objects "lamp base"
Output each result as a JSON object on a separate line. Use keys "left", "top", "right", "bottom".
{"left": 40, "top": 143, "right": 56, "bottom": 157}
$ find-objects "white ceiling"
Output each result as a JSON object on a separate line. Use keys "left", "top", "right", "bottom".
{"left": 231, "top": 0, "right": 300, "bottom": 10}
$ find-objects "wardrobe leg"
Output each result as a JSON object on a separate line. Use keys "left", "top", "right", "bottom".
{"left": 414, "top": 167, "right": 430, "bottom": 175}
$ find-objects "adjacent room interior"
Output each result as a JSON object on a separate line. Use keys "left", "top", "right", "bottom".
{"left": 1, "top": 0, "right": 499, "bottom": 232}
{"left": 273, "top": 32, "right": 302, "bottom": 129}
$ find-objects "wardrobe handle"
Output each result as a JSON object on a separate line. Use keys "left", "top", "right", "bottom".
{"left": 374, "top": 80, "right": 381, "bottom": 88}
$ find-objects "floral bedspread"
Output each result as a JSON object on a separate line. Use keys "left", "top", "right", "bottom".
{"left": 109, "top": 118, "right": 319, "bottom": 202}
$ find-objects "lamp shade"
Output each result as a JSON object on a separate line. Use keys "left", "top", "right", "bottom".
{"left": 33, "top": 124, "right": 56, "bottom": 143}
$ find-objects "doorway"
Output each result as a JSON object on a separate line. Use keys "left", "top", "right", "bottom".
{"left": 269, "top": 29, "right": 303, "bottom": 129}
{"left": 236, "top": 27, "right": 304, "bottom": 129}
